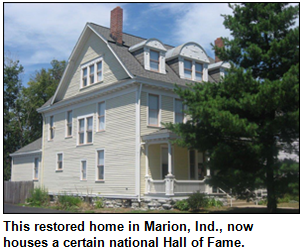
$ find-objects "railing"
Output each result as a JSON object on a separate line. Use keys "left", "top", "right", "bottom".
{"left": 146, "top": 178, "right": 207, "bottom": 195}
{"left": 217, "top": 187, "right": 233, "bottom": 207}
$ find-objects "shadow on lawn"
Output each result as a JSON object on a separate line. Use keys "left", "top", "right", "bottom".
{"left": 200, "top": 207, "right": 300, "bottom": 214}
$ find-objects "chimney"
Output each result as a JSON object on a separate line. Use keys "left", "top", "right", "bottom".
{"left": 110, "top": 6, "right": 123, "bottom": 45}
{"left": 214, "top": 37, "right": 224, "bottom": 62}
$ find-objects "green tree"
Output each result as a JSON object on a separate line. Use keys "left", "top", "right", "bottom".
{"left": 166, "top": 3, "right": 299, "bottom": 213}
{"left": 4, "top": 57, "right": 24, "bottom": 180}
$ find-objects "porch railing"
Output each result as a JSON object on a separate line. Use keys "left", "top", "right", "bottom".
{"left": 146, "top": 178, "right": 208, "bottom": 196}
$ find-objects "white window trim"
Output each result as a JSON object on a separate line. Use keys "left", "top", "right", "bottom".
{"left": 80, "top": 159, "right": 87, "bottom": 181}
{"left": 174, "top": 98, "right": 185, "bottom": 124}
{"left": 95, "top": 148, "right": 105, "bottom": 182}
{"left": 77, "top": 113, "right": 94, "bottom": 146}
{"left": 147, "top": 93, "right": 161, "bottom": 128}
{"left": 56, "top": 152, "right": 64, "bottom": 172}
{"left": 179, "top": 57, "right": 208, "bottom": 82}
{"left": 33, "top": 156, "right": 39, "bottom": 180}
{"left": 80, "top": 57, "right": 103, "bottom": 88}
{"left": 48, "top": 115, "right": 55, "bottom": 141}
{"left": 65, "top": 110, "right": 73, "bottom": 138}
{"left": 97, "top": 101, "right": 106, "bottom": 132}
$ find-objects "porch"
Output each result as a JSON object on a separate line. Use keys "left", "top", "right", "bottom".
{"left": 142, "top": 129, "right": 212, "bottom": 197}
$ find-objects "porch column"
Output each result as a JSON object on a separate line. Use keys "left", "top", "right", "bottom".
{"left": 165, "top": 141, "right": 174, "bottom": 195}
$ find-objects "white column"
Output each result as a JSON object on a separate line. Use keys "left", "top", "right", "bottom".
{"left": 168, "top": 142, "right": 172, "bottom": 175}
{"left": 165, "top": 141, "right": 174, "bottom": 196}
{"left": 145, "top": 144, "right": 150, "bottom": 194}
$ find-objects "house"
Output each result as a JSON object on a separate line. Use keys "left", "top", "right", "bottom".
{"left": 10, "top": 7, "right": 231, "bottom": 202}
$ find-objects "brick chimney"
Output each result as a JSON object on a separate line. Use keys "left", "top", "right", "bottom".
{"left": 214, "top": 37, "right": 224, "bottom": 62}
{"left": 110, "top": 6, "right": 123, "bottom": 45}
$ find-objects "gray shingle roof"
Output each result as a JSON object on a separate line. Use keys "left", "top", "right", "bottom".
{"left": 10, "top": 138, "right": 42, "bottom": 156}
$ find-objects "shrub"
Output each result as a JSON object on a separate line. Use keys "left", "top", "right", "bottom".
{"left": 175, "top": 199, "right": 190, "bottom": 211}
{"left": 187, "top": 191, "right": 209, "bottom": 211}
{"left": 95, "top": 197, "right": 104, "bottom": 209}
{"left": 26, "top": 187, "right": 49, "bottom": 206}
{"left": 208, "top": 198, "right": 223, "bottom": 208}
{"left": 57, "top": 194, "right": 82, "bottom": 210}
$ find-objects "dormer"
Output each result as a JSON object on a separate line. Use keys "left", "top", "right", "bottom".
{"left": 208, "top": 61, "right": 231, "bottom": 82}
{"left": 129, "top": 38, "right": 167, "bottom": 74}
{"left": 166, "top": 42, "right": 210, "bottom": 82}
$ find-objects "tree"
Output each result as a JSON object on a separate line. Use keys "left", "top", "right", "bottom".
{"left": 166, "top": 3, "right": 299, "bottom": 213}
{"left": 4, "top": 57, "right": 24, "bottom": 180}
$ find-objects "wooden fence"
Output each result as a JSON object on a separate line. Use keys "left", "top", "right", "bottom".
{"left": 4, "top": 181, "right": 34, "bottom": 204}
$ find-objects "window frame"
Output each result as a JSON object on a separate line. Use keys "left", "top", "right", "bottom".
{"left": 66, "top": 110, "right": 73, "bottom": 137}
{"left": 80, "top": 57, "right": 103, "bottom": 88}
{"left": 181, "top": 58, "right": 204, "bottom": 82}
{"left": 195, "top": 62, "right": 203, "bottom": 81}
{"left": 184, "top": 59, "right": 193, "bottom": 79}
{"left": 95, "top": 149, "right": 105, "bottom": 182}
{"left": 80, "top": 159, "right": 87, "bottom": 181}
{"left": 77, "top": 114, "right": 94, "bottom": 146}
{"left": 97, "top": 101, "right": 106, "bottom": 132}
{"left": 148, "top": 94, "right": 160, "bottom": 127}
{"left": 56, "top": 153, "right": 63, "bottom": 172}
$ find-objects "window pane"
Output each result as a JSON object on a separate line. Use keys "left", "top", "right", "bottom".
{"left": 68, "top": 125, "right": 72, "bottom": 136}
{"left": 149, "top": 110, "right": 158, "bottom": 125}
{"left": 68, "top": 111, "right": 72, "bottom": 123}
{"left": 87, "top": 132, "right": 92, "bottom": 143}
{"left": 175, "top": 114, "right": 183, "bottom": 124}
{"left": 79, "top": 133, "right": 84, "bottom": 144}
{"left": 184, "top": 60, "right": 192, "bottom": 70}
{"left": 196, "top": 72, "right": 202, "bottom": 81}
{"left": 82, "top": 161, "right": 86, "bottom": 180}
{"left": 98, "top": 166, "right": 104, "bottom": 180}
{"left": 97, "top": 62, "right": 102, "bottom": 71}
{"left": 175, "top": 100, "right": 183, "bottom": 113}
{"left": 149, "top": 95, "right": 158, "bottom": 110}
{"left": 150, "top": 61, "right": 159, "bottom": 71}
{"left": 184, "top": 70, "right": 192, "bottom": 79}
{"left": 50, "top": 116, "right": 53, "bottom": 126}
{"left": 99, "top": 102, "right": 105, "bottom": 116}
{"left": 83, "top": 68, "right": 87, "bottom": 76}
{"left": 150, "top": 50, "right": 159, "bottom": 61}
{"left": 58, "top": 154, "right": 62, "bottom": 161}
{"left": 98, "top": 151, "right": 104, "bottom": 165}
{"left": 87, "top": 117, "right": 93, "bottom": 130}
{"left": 79, "top": 119, "right": 85, "bottom": 131}
{"left": 99, "top": 117, "right": 105, "bottom": 130}
{"left": 90, "top": 65, "right": 94, "bottom": 84}
{"left": 196, "top": 63, "right": 203, "bottom": 72}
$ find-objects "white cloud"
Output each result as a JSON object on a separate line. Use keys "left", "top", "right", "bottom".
{"left": 4, "top": 3, "right": 122, "bottom": 65}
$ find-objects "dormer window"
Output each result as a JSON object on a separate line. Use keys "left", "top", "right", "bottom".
{"left": 81, "top": 57, "right": 103, "bottom": 88}
{"left": 195, "top": 63, "right": 203, "bottom": 81}
{"left": 150, "top": 50, "right": 160, "bottom": 71}
{"left": 129, "top": 38, "right": 167, "bottom": 74}
{"left": 184, "top": 60, "right": 192, "bottom": 79}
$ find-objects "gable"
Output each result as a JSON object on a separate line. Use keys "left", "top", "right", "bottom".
{"left": 53, "top": 26, "right": 131, "bottom": 103}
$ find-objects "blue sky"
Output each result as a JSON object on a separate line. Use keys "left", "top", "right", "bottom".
{"left": 4, "top": 3, "right": 233, "bottom": 85}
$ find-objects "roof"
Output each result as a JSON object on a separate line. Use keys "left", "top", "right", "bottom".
{"left": 10, "top": 138, "right": 42, "bottom": 156}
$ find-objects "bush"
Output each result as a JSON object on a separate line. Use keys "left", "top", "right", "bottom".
{"left": 95, "top": 197, "right": 104, "bottom": 209}
{"left": 175, "top": 199, "right": 190, "bottom": 211}
{"left": 208, "top": 198, "right": 223, "bottom": 208}
{"left": 57, "top": 194, "right": 82, "bottom": 210}
{"left": 187, "top": 191, "right": 209, "bottom": 211}
{"left": 26, "top": 187, "right": 49, "bottom": 206}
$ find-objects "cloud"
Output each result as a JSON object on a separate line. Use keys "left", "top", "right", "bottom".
{"left": 4, "top": 3, "right": 122, "bottom": 65}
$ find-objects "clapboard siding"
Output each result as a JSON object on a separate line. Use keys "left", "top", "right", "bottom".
{"left": 42, "top": 91, "right": 136, "bottom": 195}
{"left": 63, "top": 31, "right": 128, "bottom": 100}
{"left": 11, "top": 154, "right": 41, "bottom": 183}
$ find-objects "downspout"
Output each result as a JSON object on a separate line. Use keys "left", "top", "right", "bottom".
{"left": 136, "top": 83, "right": 143, "bottom": 202}
{"left": 41, "top": 113, "right": 46, "bottom": 187}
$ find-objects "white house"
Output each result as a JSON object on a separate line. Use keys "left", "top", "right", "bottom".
{"left": 10, "top": 7, "right": 231, "bottom": 201}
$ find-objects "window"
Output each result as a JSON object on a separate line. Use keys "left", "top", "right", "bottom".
{"left": 175, "top": 99, "right": 184, "bottom": 123}
{"left": 49, "top": 116, "right": 54, "bottom": 140}
{"left": 57, "top": 153, "right": 63, "bottom": 171}
{"left": 66, "top": 111, "right": 73, "bottom": 137}
{"left": 78, "top": 115, "right": 93, "bottom": 145}
{"left": 189, "top": 150, "right": 206, "bottom": 180}
{"left": 81, "top": 160, "right": 87, "bottom": 180}
{"left": 98, "top": 102, "right": 105, "bottom": 131}
{"left": 195, "top": 63, "right": 203, "bottom": 81}
{"left": 34, "top": 157, "right": 39, "bottom": 180}
{"left": 96, "top": 150, "right": 104, "bottom": 181}
{"left": 150, "top": 50, "right": 159, "bottom": 71}
{"left": 184, "top": 60, "right": 192, "bottom": 79}
{"left": 148, "top": 94, "right": 159, "bottom": 126}
{"left": 81, "top": 57, "right": 103, "bottom": 88}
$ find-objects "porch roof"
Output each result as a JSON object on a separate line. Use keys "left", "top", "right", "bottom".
{"left": 141, "top": 129, "right": 178, "bottom": 143}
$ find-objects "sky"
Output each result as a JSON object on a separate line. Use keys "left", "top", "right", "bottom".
{"left": 4, "top": 3, "right": 233, "bottom": 85}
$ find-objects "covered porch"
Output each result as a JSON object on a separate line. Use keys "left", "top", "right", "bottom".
{"left": 142, "top": 129, "right": 212, "bottom": 197}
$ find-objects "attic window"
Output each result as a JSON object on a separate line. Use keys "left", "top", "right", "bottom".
{"left": 150, "top": 50, "right": 160, "bottom": 71}
{"left": 182, "top": 58, "right": 204, "bottom": 82}
{"left": 81, "top": 57, "right": 103, "bottom": 88}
